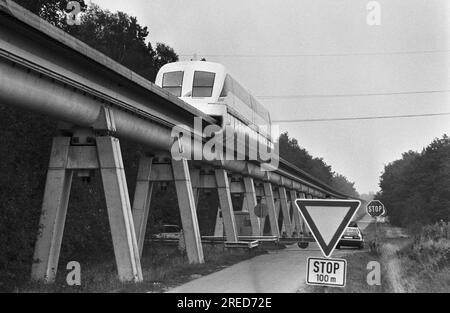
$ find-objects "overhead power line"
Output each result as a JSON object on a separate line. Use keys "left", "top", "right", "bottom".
{"left": 257, "top": 89, "right": 450, "bottom": 99}
{"left": 180, "top": 49, "right": 450, "bottom": 58}
{"left": 272, "top": 112, "right": 450, "bottom": 123}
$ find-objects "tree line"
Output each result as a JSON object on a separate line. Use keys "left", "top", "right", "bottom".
{"left": 279, "top": 132, "right": 359, "bottom": 198}
{"left": 377, "top": 135, "right": 450, "bottom": 228}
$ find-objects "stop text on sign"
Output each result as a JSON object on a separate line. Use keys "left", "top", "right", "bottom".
{"left": 306, "top": 257, "right": 347, "bottom": 287}
{"left": 366, "top": 200, "right": 385, "bottom": 217}
{"left": 367, "top": 205, "right": 383, "bottom": 214}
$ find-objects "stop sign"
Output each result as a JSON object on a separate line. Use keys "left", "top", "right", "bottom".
{"left": 366, "top": 200, "right": 385, "bottom": 217}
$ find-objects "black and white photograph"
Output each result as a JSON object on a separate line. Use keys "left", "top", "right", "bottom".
{"left": 0, "top": 0, "right": 449, "bottom": 301}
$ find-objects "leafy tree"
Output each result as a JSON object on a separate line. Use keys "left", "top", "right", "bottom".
{"left": 14, "top": 0, "right": 87, "bottom": 28}
{"left": 14, "top": 1, "right": 178, "bottom": 81}
{"left": 70, "top": 4, "right": 178, "bottom": 81}
{"left": 153, "top": 43, "right": 179, "bottom": 72}
{"left": 330, "top": 173, "right": 359, "bottom": 198}
{"left": 278, "top": 132, "right": 333, "bottom": 184}
{"left": 378, "top": 135, "right": 450, "bottom": 227}
{"left": 278, "top": 132, "right": 358, "bottom": 197}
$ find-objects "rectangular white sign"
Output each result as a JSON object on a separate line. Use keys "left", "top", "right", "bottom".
{"left": 306, "top": 257, "right": 347, "bottom": 287}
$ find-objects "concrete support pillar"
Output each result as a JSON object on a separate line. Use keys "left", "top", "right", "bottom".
{"left": 301, "top": 192, "right": 313, "bottom": 235}
{"left": 243, "top": 176, "right": 261, "bottom": 236}
{"left": 263, "top": 182, "right": 281, "bottom": 238}
{"left": 272, "top": 189, "right": 281, "bottom": 233}
{"left": 297, "top": 192, "right": 308, "bottom": 235}
{"left": 279, "top": 187, "right": 293, "bottom": 237}
{"left": 214, "top": 207, "right": 224, "bottom": 236}
{"left": 190, "top": 168, "right": 201, "bottom": 207}
{"left": 32, "top": 135, "right": 143, "bottom": 283}
{"left": 172, "top": 159, "right": 204, "bottom": 263}
{"left": 289, "top": 190, "right": 302, "bottom": 237}
{"left": 131, "top": 156, "right": 153, "bottom": 257}
{"left": 215, "top": 169, "right": 238, "bottom": 242}
{"left": 96, "top": 136, "right": 143, "bottom": 282}
{"left": 31, "top": 137, "right": 73, "bottom": 282}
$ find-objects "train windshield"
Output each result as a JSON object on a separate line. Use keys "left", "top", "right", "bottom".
{"left": 162, "top": 71, "right": 183, "bottom": 97}
{"left": 193, "top": 71, "right": 215, "bottom": 97}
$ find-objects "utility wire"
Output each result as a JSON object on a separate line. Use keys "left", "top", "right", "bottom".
{"left": 180, "top": 49, "right": 450, "bottom": 58}
{"left": 257, "top": 89, "right": 450, "bottom": 99}
{"left": 272, "top": 112, "right": 450, "bottom": 123}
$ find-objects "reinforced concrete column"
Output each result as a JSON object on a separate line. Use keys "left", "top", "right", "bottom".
{"left": 263, "top": 182, "right": 281, "bottom": 238}
{"left": 300, "top": 192, "right": 312, "bottom": 235}
{"left": 172, "top": 158, "right": 204, "bottom": 263}
{"left": 215, "top": 169, "right": 238, "bottom": 242}
{"left": 190, "top": 168, "right": 201, "bottom": 207}
{"left": 96, "top": 136, "right": 143, "bottom": 282}
{"left": 289, "top": 190, "right": 302, "bottom": 237}
{"left": 243, "top": 176, "right": 261, "bottom": 236}
{"left": 279, "top": 187, "right": 293, "bottom": 237}
{"left": 131, "top": 156, "right": 153, "bottom": 257}
{"left": 31, "top": 137, "right": 73, "bottom": 282}
{"left": 213, "top": 207, "right": 224, "bottom": 236}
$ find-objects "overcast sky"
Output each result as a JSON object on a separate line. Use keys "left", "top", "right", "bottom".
{"left": 92, "top": 0, "right": 450, "bottom": 194}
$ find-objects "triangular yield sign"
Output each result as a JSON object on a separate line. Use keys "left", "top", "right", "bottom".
{"left": 295, "top": 199, "right": 361, "bottom": 258}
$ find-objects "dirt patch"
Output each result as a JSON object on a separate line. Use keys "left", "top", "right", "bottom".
{"left": 380, "top": 240, "right": 410, "bottom": 293}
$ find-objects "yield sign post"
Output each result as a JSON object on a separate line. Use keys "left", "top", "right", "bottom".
{"left": 295, "top": 199, "right": 361, "bottom": 258}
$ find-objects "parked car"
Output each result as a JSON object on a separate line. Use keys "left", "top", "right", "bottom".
{"left": 337, "top": 221, "right": 364, "bottom": 249}
{"left": 152, "top": 224, "right": 182, "bottom": 240}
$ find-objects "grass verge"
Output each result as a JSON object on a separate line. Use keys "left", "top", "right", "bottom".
{"left": 304, "top": 222, "right": 398, "bottom": 293}
{"left": 396, "top": 222, "right": 450, "bottom": 292}
{"left": 16, "top": 243, "right": 266, "bottom": 293}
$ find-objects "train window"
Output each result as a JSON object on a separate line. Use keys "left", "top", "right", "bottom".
{"left": 193, "top": 71, "right": 215, "bottom": 97}
{"left": 162, "top": 71, "right": 183, "bottom": 97}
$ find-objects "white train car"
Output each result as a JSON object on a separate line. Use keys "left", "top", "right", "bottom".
{"left": 155, "top": 61, "right": 273, "bottom": 156}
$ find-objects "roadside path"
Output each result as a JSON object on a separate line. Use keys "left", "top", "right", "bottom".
{"left": 167, "top": 214, "right": 372, "bottom": 293}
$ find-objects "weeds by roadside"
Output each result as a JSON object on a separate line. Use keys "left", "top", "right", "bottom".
{"left": 16, "top": 243, "right": 265, "bottom": 293}
{"left": 396, "top": 221, "right": 450, "bottom": 292}
{"left": 303, "top": 222, "right": 402, "bottom": 293}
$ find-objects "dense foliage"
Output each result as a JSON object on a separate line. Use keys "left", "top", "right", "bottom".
{"left": 279, "top": 132, "right": 359, "bottom": 198}
{"left": 377, "top": 135, "right": 450, "bottom": 227}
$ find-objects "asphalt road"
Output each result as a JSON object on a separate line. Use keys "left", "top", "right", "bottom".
{"left": 167, "top": 214, "right": 374, "bottom": 293}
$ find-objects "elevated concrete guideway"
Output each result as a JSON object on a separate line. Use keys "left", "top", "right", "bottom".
{"left": 0, "top": 1, "right": 356, "bottom": 284}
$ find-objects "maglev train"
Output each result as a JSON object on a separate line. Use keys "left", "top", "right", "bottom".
{"left": 155, "top": 61, "right": 274, "bottom": 157}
